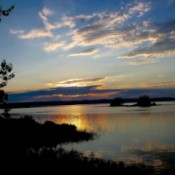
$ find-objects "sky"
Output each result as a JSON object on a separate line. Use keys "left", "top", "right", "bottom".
{"left": 1, "top": 0, "right": 175, "bottom": 102}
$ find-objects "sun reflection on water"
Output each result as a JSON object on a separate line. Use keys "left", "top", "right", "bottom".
{"left": 53, "top": 113, "right": 109, "bottom": 131}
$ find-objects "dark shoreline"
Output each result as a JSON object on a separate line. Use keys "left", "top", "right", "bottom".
{"left": 1, "top": 97, "right": 175, "bottom": 109}
{"left": 0, "top": 116, "right": 155, "bottom": 174}
{"left": 1, "top": 116, "right": 174, "bottom": 174}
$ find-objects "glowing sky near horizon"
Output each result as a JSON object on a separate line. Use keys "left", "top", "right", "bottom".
{"left": 1, "top": 0, "right": 175, "bottom": 102}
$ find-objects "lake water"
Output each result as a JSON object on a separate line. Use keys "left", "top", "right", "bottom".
{"left": 10, "top": 101, "right": 175, "bottom": 168}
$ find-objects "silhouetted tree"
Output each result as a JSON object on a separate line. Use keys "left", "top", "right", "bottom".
{"left": 0, "top": 60, "right": 15, "bottom": 88}
{"left": 0, "top": 3, "right": 15, "bottom": 118}
{"left": 0, "top": 60, "right": 15, "bottom": 118}
{"left": 137, "top": 95, "right": 151, "bottom": 107}
{"left": 0, "top": 90, "right": 10, "bottom": 118}
{"left": 0, "top": 5, "right": 14, "bottom": 22}
{"left": 0, "top": 4, "right": 15, "bottom": 117}
{"left": 110, "top": 97, "right": 125, "bottom": 106}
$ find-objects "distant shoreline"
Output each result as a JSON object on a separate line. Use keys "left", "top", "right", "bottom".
{"left": 1, "top": 97, "right": 175, "bottom": 109}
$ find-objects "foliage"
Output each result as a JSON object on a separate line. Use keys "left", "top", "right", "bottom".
{"left": 0, "top": 116, "right": 95, "bottom": 149}
{"left": 137, "top": 95, "right": 151, "bottom": 107}
{"left": 22, "top": 147, "right": 154, "bottom": 174}
{"left": 0, "top": 145, "right": 155, "bottom": 174}
{"left": 0, "top": 89, "right": 7, "bottom": 102}
{"left": 0, "top": 90, "right": 11, "bottom": 118}
{"left": 0, "top": 5, "right": 14, "bottom": 22}
{"left": 0, "top": 3, "right": 15, "bottom": 117}
{"left": 0, "top": 60, "right": 15, "bottom": 88}
{"left": 110, "top": 97, "right": 125, "bottom": 106}
{"left": 0, "top": 60, "right": 15, "bottom": 118}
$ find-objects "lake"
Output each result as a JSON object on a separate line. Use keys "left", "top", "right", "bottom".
{"left": 10, "top": 101, "right": 175, "bottom": 169}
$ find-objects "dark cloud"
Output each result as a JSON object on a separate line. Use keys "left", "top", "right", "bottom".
{"left": 69, "top": 48, "right": 97, "bottom": 56}
{"left": 76, "top": 24, "right": 103, "bottom": 35}
{"left": 9, "top": 86, "right": 175, "bottom": 102}
{"left": 120, "top": 19, "right": 175, "bottom": 61}
{"left": 9, "top": 86, "right": 120, "bottom": 102}
{"left": 121, "top": 38, "right": 175, "bottom": 59}
{"left": 154, "top": 19, "right": 175, "bottom": 33}
{"left": 118, "top": 88, "right": 175, "bottom": 98}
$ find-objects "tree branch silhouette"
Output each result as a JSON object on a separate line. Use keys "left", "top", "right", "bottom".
{"left": 0, "top": 4, "right": 15, "bottom": 118}
{"left": 0, "top": 5, "right": 14, "bottom": 22}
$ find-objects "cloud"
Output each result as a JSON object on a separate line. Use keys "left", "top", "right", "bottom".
{"left": 19, "top": 29, "right": 53, "bottom": 39}
{"left": 43, "top": 41, "right": 65, "bottom": 52}
{"left": 154, "top": 19, "right": 175, "bottom": 34}
{"left": 168, "top": 0, "right": 175, "bottom": 4}
{"left": 41, "top": 7, "right": 54, "bottom": 16}
{"left": 62, "top": 14, "right": 96, "bottom": 28}
{"left": 63, "top": 2, "right": 151, "bottom": 50}
{"left": 140, "top": 80, "right": 175, "bottom": 88}
{"left": 118, "top": 19, "right": 175, "bottom": 64}
{"left": 11, "top": 28, "right": 53, "bottom": 39}
{"left": 10, "top": 1, "right": 175, "bottom": 62}
{"left": 39, "top": 7, "right": 62, "bottom": 31}
{"left": 127, "top": 2, "right": 151, "bottom": 17}
{"left": 128, "top": 57, "right": 158, "bottom": 65}
{"left": 47, "top": 77, "right": 105, "bottom": 87}
{"left": 118, "top": 88, "right": 175, "bottom": 98}
{"left": 64, "top": 13, "right": 131, "bottom": 49}
{"left": 10, "top": 29, "right": 24, "bottom": 35}
{"left": 120, "top": 39, "right": 175, "bottom": 59}
{"left": 62, "top": 15, "right": 76, "bottom": 28}
{"left": 9, "top": 85, "right": 120, "bottom": 102}
{"left": 9, "top": 87, "right": 175, "bottom": 102}
{"left": 69, "top": 48, "right": 98, "bottom": 56}
{"left": 10, "top": 29, "right": 53, "bottom": 40}
{"left": 61, "top": 77, "right": 104, "bottom": 84}
{"left": 61, "top": 4, "right": 174, "bottom": 65}
{"left": 11, "top": 7, "right": 60, "bottom": 40}
{"left": 34, "top": 91, "right": 117, "bottom": 101}
{"left": 10, "top": 2, "right": 152, "bottom": 53}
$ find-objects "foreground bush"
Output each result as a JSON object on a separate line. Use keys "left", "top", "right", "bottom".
{"left": 1, "top": 147, "right": 154, "bottom": 175}
{"left": 0, "top": 116, "right": 94, "bottom": 149}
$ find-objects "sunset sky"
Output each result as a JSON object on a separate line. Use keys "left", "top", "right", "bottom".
{"left": 1, "top": 0, "right": 175, "bottom": 102}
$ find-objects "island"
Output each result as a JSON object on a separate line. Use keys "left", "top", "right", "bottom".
{"left": 110, "top": 95, "right": 157, "bottom": 107}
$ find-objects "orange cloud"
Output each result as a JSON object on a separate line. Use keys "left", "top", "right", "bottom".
{"left": 34, "top": 91, "right": 118, "bottom": 101}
